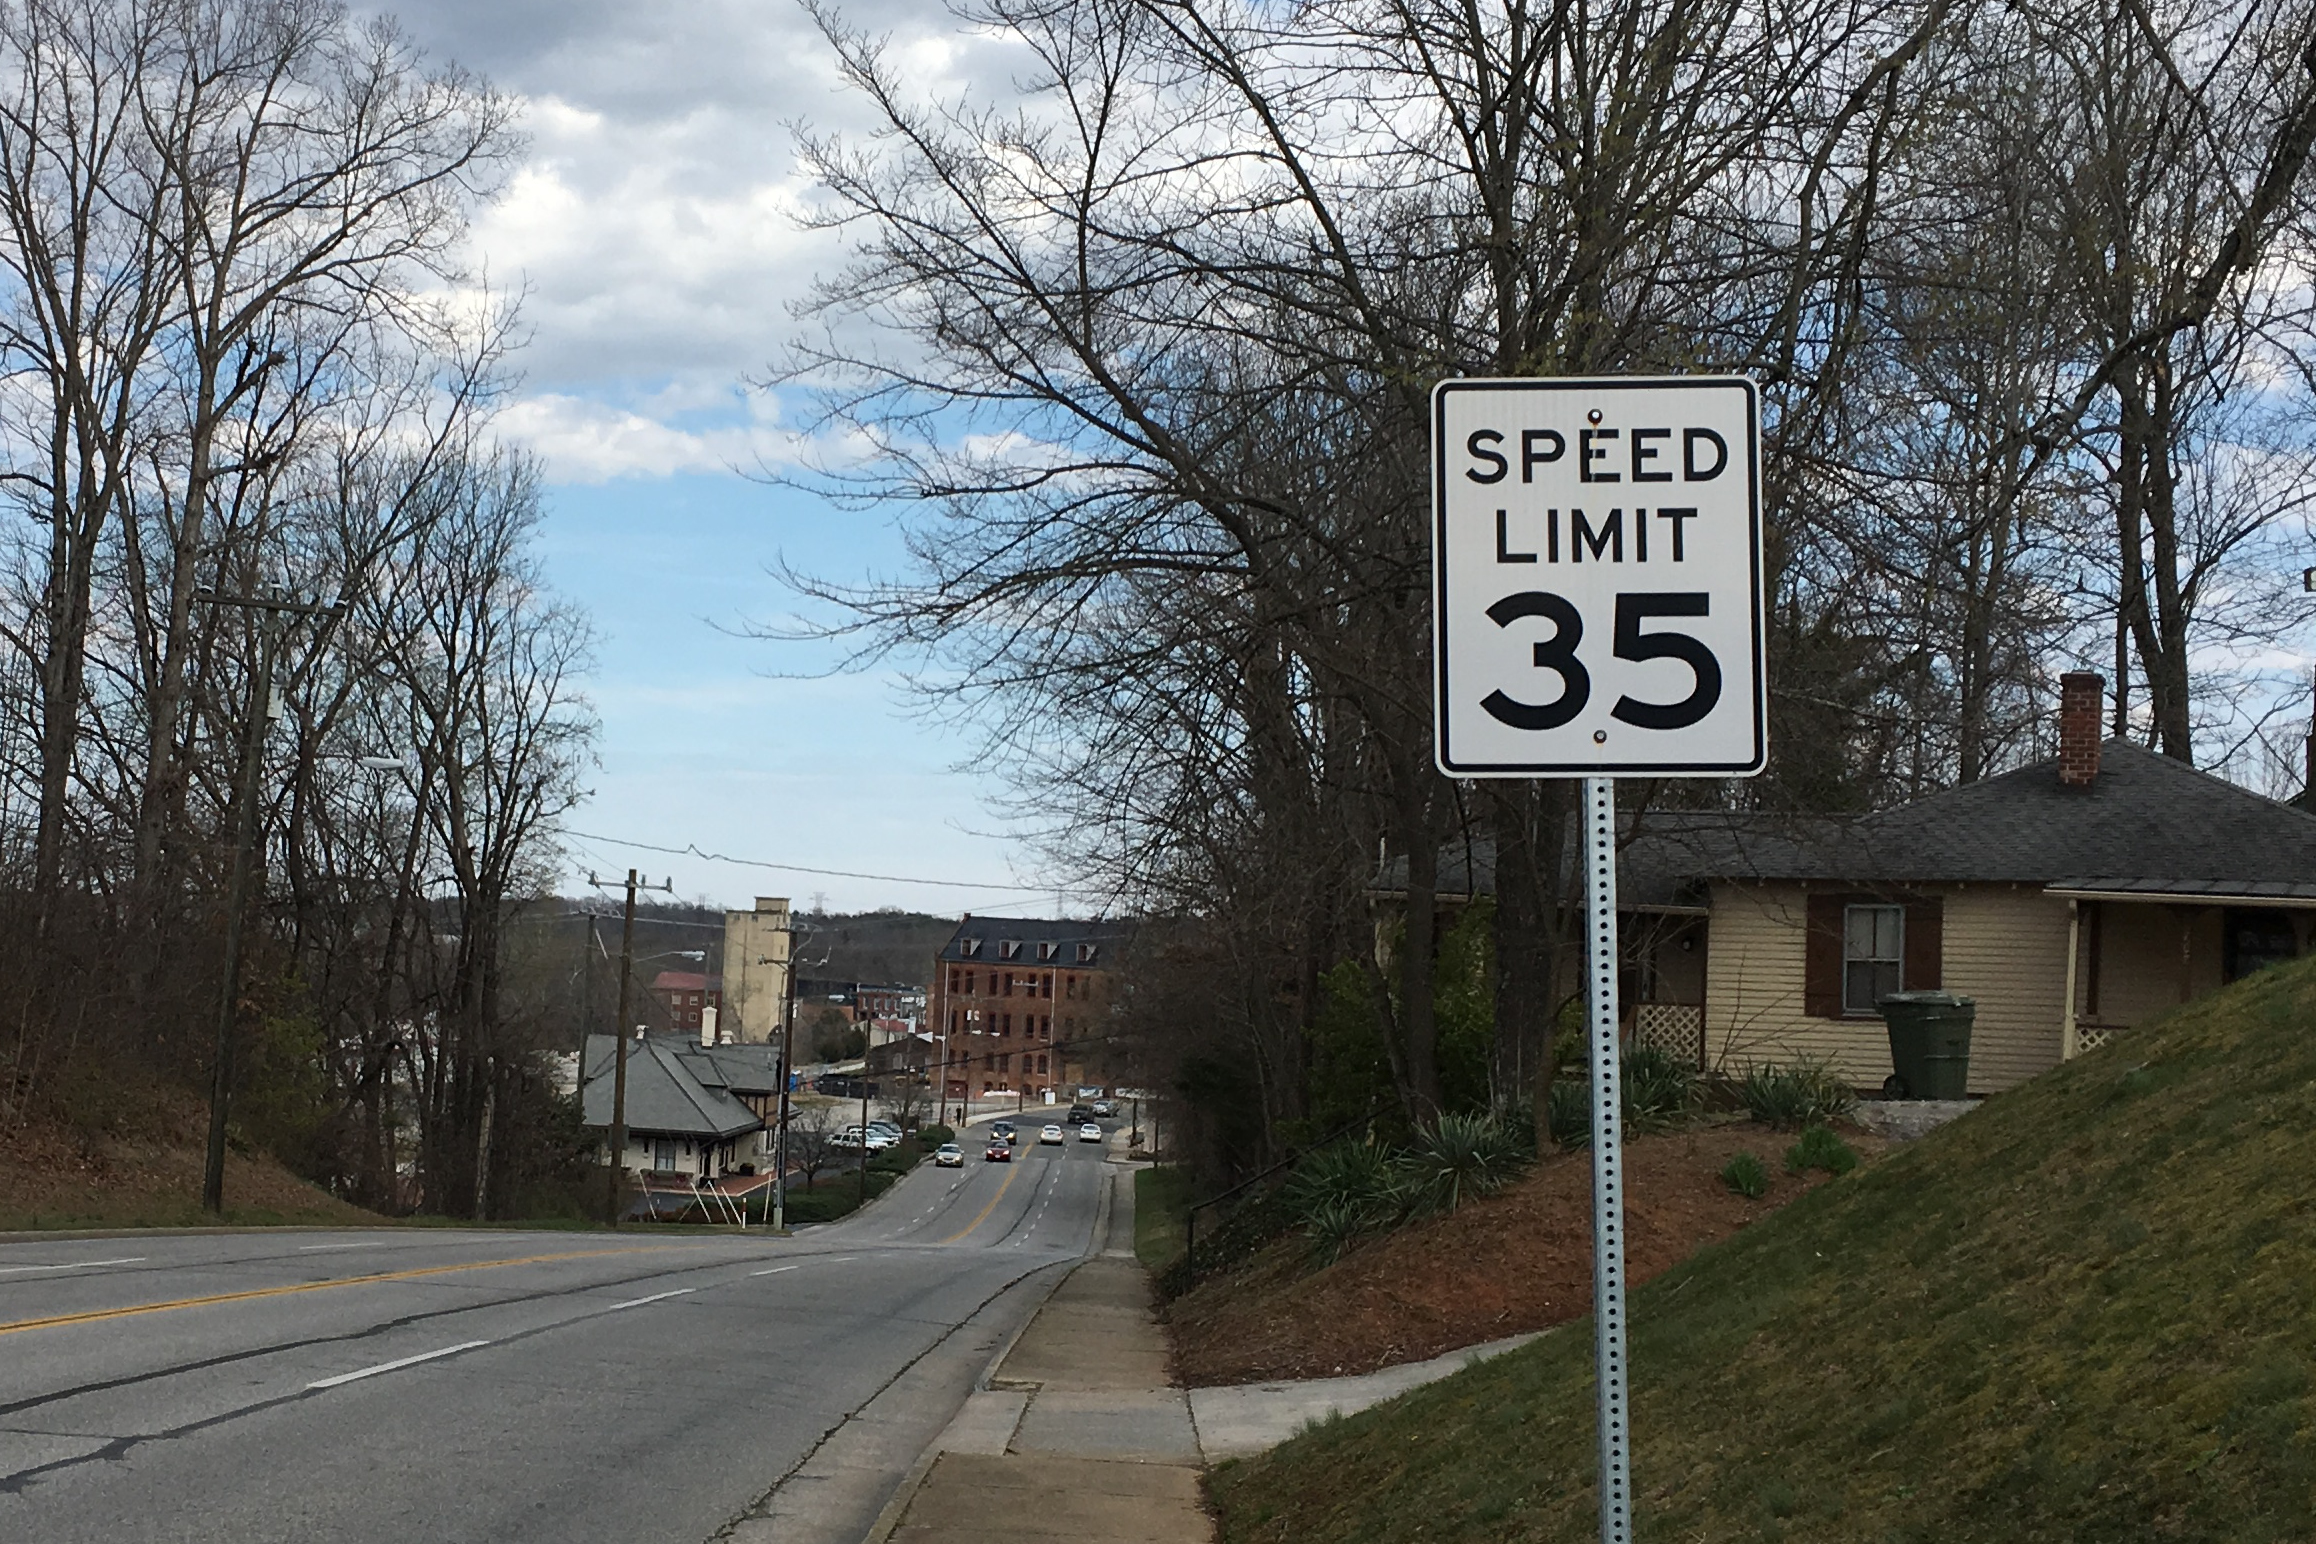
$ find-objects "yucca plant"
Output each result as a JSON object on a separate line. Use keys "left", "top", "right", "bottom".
{"left": 1622, "top": 1045, "right": 1697, "bottom": 1130}
{"left": 1284, "top": 1139, "right": 1403, "bottom": 1226}
{"left": 1402, "top": 1112, "right": 1530, "bottom": 1217}
{"left": 1302, "top": 1196, "right": 1385, "bottom": 1268}
{"left": 1741, "top": 1058, "right": 1857, "bottom": 1129}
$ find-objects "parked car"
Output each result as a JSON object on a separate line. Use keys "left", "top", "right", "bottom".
{"left": 866, "top": 1121, "right": 903, "bottom": 1143}
{"left": 1091, "top": 1100, "right": 1116, "bottom": 1118}
{"left": 836, "top": 1125, "right": 895, "bottom": 1151}
{"left": 1078, "top": 1123, "right": 1103, "bottom": 1143}
{"left": 985, "top": 1140, "right": 1013, "bottom": 1162}
{"left": 1039, "top": 1123, "right": 1064, "bottom": 1145}
{"left": 934, "top": 1143, "right": 964, "bottom": 1168}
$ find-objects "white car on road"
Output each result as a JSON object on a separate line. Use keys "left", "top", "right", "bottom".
{"left": 1038, "top": 1124, "right": 1064, "bottom": 1145}
{"left": 1078, "top": 1123, "right": 1103, "bottom": 1143}
{"left": 933, "top": 1143, "right": 964, "bottom": 1167}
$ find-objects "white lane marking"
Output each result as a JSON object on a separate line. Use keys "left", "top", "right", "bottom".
{"left": 308, "top": 1340, "right": 489, "bottom": 1389}
{"left": 750, "top": 1266, "right": 798, "bottom": 1277}
{"left": 297, "top": 1242, "right": 381, "bottom": 1252}
{"left": 0, "top": 1256, "right": 145, "bottom": 1275}
{"left": 605, "top": 1288, "right": 696, "bottom": 1311}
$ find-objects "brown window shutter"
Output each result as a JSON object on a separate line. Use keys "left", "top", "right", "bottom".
{"left": 1804, "top": 893, "right": 1844, "bottom": 1018}
{"left": 1904, "top": 897, "right": 1943, "bottom": 990}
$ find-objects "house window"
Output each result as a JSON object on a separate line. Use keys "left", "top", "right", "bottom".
{"left": 1037, "top": 1054, "right": 1049, "bottom": 1074}
{"left": 1000, "top": 940, "right": 1022, "bottom": 960}
{"left": 1843, "top": 905, "right": 1903, "bottom": 1014}
{"left": 960, "top": 938, "right": 982, "bottom": 957}
{"left": 1038, "top": 941, "right": 1059, "bottom": 960}
{"left": 1076, "top": 943, "right": 1098, "bottom": 963}
{"left": 652, "top": 1139, "right": 678, "bottom": 1171}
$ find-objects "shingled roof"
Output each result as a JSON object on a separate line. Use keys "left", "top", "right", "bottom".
{"left": 937, "top": 915, "right": 1134, "bottom": 965}
{"left": 1659, "top": 739, "right": 2316, "bottom": 894}
{"left": 580, "top": 1035, "right": 762, "bottom": 1140}
{"left": 1381, "top": 739, "right": 2316, "bottom": 903}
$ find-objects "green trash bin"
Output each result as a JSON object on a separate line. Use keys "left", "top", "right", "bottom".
{"left": 1877, "top": 990, "right": 1976, "bottom": 1101}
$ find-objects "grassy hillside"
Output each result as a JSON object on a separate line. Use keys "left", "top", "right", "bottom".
{"left": 1210, "top": 954, "right": 2316, "bottom": 1543}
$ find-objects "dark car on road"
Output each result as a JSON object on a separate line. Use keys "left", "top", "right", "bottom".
{"left": 1065, "top": 1104, "right": 1094, "bottom": 1125}
{"left": 985, "top": 1140, "right": 1013, "bottom": 1162}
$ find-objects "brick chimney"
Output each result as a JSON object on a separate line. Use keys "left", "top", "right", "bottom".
{"left": 2058, "top": 672, "right": 2104, "bottom": 787}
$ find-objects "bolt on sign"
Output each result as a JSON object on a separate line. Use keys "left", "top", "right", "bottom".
{"left": 1431, "top": 376, "right": 1766, "bottom": 777}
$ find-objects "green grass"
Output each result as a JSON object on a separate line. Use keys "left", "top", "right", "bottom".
{"left": 1209, "top": 953, "right": 2316, "bottom": 1543}
{"left": 1137, "top": 1165, "right": 1194, "bottom": 1271}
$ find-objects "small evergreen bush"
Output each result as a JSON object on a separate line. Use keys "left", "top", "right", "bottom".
{"left": 1785, "top": 1123, "right": 1859, "bottom": 1176}
{"left": 1720, "top": 1151, "right": 1770, "bottom": 1199}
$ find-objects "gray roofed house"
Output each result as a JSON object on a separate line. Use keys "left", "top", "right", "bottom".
{"left": 1386, "top": 672, "right": 2316, "bottom": 1097}
{"left": 581, "top": 1034, "right": 766, "bottom": 1182}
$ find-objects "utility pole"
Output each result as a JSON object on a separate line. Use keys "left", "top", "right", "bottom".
{"left": 773, "top": 926, "right": 801, "bottom": 1232}
{"left": 596, "top": 869, "right": 673, "bottom": 1226}
{"left": 857, "top": 1063, "right": 872, "bottom": 1204}
{"left": 199, "top": 583, "right": 341, "bottom": 1215}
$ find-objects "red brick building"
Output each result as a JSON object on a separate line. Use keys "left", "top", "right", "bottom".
{"left": 649, "top": 970, "right": 721, "bottom": 1035}
{"left": 927, "top": 916, "right": 1128, "bottom": 1102}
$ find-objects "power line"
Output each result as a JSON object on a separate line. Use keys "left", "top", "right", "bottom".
{"left": 559, "top": 828, "right": 1054, "bottom": 892}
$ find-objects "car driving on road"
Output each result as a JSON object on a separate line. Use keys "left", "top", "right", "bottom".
{"left": 1038, "top": 1123, "right": 1064, "bottom": 1145}
{"left": 991, "top": 1121, "right": 1017, "bottom": 1145}
{"left": 985, "top": 1139, "right": 1012, "bottom": 1162}
{"left": 1078, "top": 1122, "right": 1103, "bottom": 1143}
{"left": 934, "top": 1143, "right": 964, "bottom": 1167}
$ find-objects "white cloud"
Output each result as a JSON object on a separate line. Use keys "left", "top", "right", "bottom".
{"left": 498, "top": 392, "right": 806, "bottom": 482}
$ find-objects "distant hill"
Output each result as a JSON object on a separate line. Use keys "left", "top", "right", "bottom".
{"left": 794, "top": 908, "right": 956, "bottom": 987}
{"left": 1210, "top": 952, "right": 2316, "bottom": 1543}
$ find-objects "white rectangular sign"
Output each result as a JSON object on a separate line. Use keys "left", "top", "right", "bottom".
{"left": 1432, "top": 376, "right": 1766, "bottom": 777}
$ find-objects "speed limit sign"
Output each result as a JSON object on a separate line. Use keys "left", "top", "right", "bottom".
{"left": 1431, "top": 376, "right": 1765, "bottom": 776}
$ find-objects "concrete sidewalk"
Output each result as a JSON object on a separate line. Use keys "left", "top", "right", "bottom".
{"left": 870, "top": 1168, "right": 1212, "bottom": 1544}
{"left": 1187, "top": 1330, "right": 1541, "bottom": 1459}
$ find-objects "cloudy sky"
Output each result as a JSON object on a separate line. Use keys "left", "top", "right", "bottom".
{"left": 374, "top": 0, "right": 1070, "bottom": 918}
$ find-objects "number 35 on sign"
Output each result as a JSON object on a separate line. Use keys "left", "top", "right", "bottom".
{"left": 1431, "top": 377, "right": 1766, "bottom": 777}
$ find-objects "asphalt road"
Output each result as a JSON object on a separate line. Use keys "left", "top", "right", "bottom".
{"left": 0, "top": 1133, "right": 1115, "bottom": 1544}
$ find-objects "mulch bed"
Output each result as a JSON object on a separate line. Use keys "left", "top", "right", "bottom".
{"left": 1163, "top": 1121, "right": 1882, "bottom": 1387}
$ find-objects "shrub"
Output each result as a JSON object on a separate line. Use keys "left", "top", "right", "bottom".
{"left": 1720, "top": 1151, "right": 1770, "bottom": 1199}
{"left": 1303, "top": 1196, "right": 1384, "bottom": 1268}
{"left": 1402, "top": 1112, "right": 1530, "bottom": 1217}
{"left": 1623, "top": 1045, "right": 1697, "bottom": 1130}
{"left": 1785, "top": 1123, "right": 1859, "bottom": 1176}
{"left": 915, "top": 1123, "right": 955, "bottom": 1148}
{"left": 1284, "top": 1140, "right": 1403, "bottom": 1225}
{"left": 1742, "top": 1059, "right": 1857, "bottom": 1129}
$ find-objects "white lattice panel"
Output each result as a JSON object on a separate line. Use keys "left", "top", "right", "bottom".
{"left": 1632, "top": 1002, "right": 1705, "bottom": 1068}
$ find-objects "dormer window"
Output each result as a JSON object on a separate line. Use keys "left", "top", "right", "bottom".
{"left": 1037, "top": 941, "right": 1059, "bottom": 961}
{"left": 960, "top": 938, "right": 982, "bottom": 958}
{"left": 1000, "top": 940, "right": 1022, "bottom": 960}
{"left": 1076, "top": 943, "right": 1099, "bottom": 963}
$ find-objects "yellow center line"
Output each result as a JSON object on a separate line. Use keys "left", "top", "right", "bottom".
{"left": 0, "top": 1246, "right": 676, "bottom": 1338}
{"left": 941, "top": 1160, "right": 1023, "bottom": 1245}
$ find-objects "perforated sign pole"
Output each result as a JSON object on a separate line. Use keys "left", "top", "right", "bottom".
{"left": 1430, "top": 376, "right": 1765, "bottom": 1544}
{"left": 1583, "top": 774, "right": 1629, "bottom": 1544}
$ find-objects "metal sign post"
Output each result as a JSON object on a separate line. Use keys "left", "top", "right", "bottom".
{"left": 1582, "top": 774, "right": 1629, "bottom": 1542}
{"left": 1430, "top": 376, "right": 1765, "bottom": 1544}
